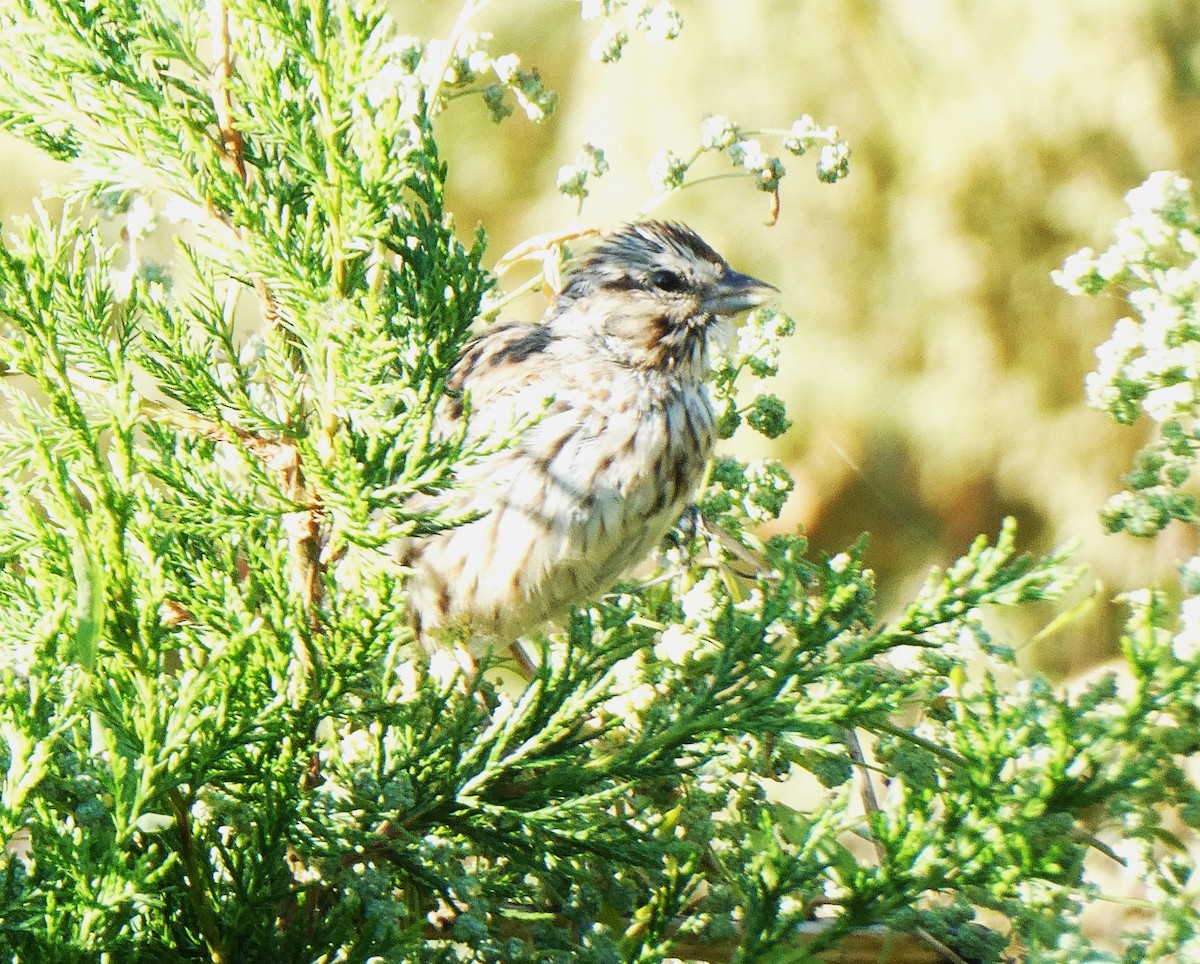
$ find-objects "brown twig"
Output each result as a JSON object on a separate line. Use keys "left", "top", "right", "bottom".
{"left": 142, "top": 398, "right": 325, "bottom": 628}
{"left": 168, "top": 788, "right": 229, "bottom": 963}
{"left": 208, "top": 0, "right": 246, "bottom": 184}
{"left": 203, "top": 2, "right": 323, "bottom": 634}
{"left": 207, "top": 0, "right": 285, "bottom": 337}
{"left": 766, "top": 186, "right": 781, "bottom": 226}
{"left": 844, "top": 728, "right": 884, "bottom": 861}
{"left": 273, "top": 442, "right": 326, "bottom": 648}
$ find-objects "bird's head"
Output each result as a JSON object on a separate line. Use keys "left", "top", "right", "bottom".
{"left": 555, "top": 221, "right": 777, "bottom": 376}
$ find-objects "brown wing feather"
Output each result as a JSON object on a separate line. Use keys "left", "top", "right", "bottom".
{"left": 436, "top": 323, "right": 555, "bottom": 436}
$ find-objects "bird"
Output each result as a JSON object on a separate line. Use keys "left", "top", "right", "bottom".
{"left": 397, "top": 221, "right": 777, "bottom": 658}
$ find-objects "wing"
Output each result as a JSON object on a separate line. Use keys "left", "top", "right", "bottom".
{"left": 435, "top": 322, "right": 557, "bottom": 440}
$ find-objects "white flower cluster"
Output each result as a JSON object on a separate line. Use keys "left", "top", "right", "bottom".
{"left": 556, "top": 143, "right": 610, "bottom": 204}
{"left": 781, "top": 115, "right": 851, "bottom": 184}
{"left": 581, "top": 0, "right": 683, "bottom": 63}
{"left": 727, "top": 137, "right": 785, "bottom": 192}
{"left": 650, "top": 570, "right": 756, "bottom": 666}
{"left": 653, "top": 622, "right": 708, "bottom": 665}
{"left": 815, "top": 141, "right": 852, "bottom": 184}
{"left": 699, "top": 115, "right": 739, "bottom": 151}
{"left": 362, "top": 34, "right": 426, "bottom": 119}
{"left": 1055, "top": 172, "right": 1200, "bottom": 425}
{"left": 601, "top": 649, "right": 659, "bottom": 724}
{"left": 1174, "top": 593, "right": 1200, "bottom": 662}
{"left": 742, "top": 459, "right": 794, "bottom": 522}
{"left": 648, "top": 114, "right": 848, "bottom": 200}
{"left": 485, "top": 51, "right": 557, "bottom": 122}
{"left": 651, "top": 572, "right": 720, "bottom": 665}
{"left": 109, "top": 194, "right": 161, "bottom": 301}
{"left": 1100, "top": 489, "right": 1178, "bottom": 537}
{"left": 1052, "top": 171, "right": 1197, "bottom": 293}
{"left": 363, "top": 30, "right": 557, "bottom": 125}
{"left": 647, "top": 149, "right": 690, "bottom": 194}
{"left": 735, "top": 307, "right": 796, "bottom": 379}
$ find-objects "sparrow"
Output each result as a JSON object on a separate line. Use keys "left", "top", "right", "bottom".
{"left": 397, "top": 221, "right": 777, "bottom": 653}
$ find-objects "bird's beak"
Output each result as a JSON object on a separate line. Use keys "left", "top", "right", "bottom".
{"left": 703, "top": 269, "right": 778, "bottom": 316}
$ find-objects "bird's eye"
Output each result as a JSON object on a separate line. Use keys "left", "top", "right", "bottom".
{"left": 649, "top": 269, "right": 686, "bottom": 292}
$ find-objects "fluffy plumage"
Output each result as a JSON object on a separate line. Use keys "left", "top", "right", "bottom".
{"left": 399, "top": 221, "right": 776, "bottom": 648}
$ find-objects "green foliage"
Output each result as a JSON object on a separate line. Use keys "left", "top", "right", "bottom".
{"left": 0, "top": 1, "right": 1190, "bottom": 962}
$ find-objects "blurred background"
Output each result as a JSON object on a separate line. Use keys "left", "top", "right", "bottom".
{"left": 3, "top": 0, "right": 1198, "bottom": 677}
